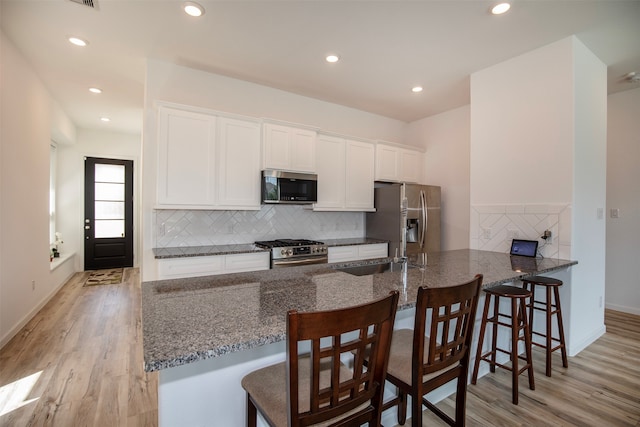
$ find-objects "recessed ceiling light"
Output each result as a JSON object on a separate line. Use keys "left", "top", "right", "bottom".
{"left": 326, "top": 54, "right": 340, "bottom": 63}
{"left": 491, "top": 2, "right": 511, "bottom": 14}
{"left": 412, "top": 86, "right": 423, "bottom": 93}
{"left": 89, "top": 87, "right": 102, "bottom": 94}
{"left": 184, "top": 1, "right": 205, "bottom": 17}
{"left": 68, "top": 36, "right": 88, "bottom": 47}
{"left": 100, "top": 117, "right": 111, "bottom": 122}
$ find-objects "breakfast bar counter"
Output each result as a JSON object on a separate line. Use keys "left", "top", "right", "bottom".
{"left": 141, "top": 249, "right": 577, "bottom": 426}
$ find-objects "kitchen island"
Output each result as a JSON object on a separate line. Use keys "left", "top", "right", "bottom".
{"left": 142, "top": 249, "right": 577, "bottom": 426}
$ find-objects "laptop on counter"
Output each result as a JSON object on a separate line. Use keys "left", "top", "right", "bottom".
{"left": 509, "top": 239, "right": 539, "bottom": 272}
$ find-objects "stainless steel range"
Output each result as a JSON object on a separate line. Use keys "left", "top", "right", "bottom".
{"left": 254, "top": 239, "right": 328, "bottom": 268}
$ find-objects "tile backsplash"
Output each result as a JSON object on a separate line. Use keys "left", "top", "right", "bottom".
{"left": 470, "top": 203, "right": 572, "bottom": 259}
{"left": 154, "top": 205, "right": 365, "bottom": 247}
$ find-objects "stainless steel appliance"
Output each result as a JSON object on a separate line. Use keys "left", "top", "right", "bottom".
{"left": 254, "top": 239, "right": 328, "bottom": 268}
{"left": 261, "top": 170, "right": 318, "bottom": 204}
{"left": 366, "top": 183, "right": 441, "bottom": 262}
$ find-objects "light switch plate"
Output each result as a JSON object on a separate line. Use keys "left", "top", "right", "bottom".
{"left": 610, "top": 208, "right": 620, "bottom": 219}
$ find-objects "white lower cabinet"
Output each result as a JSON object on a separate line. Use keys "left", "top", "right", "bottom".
{"left": 157, "top": 252, "right": 269, "bottom": 280}
{"left": 328, "top": 243, "right": 388, "bottom": 263}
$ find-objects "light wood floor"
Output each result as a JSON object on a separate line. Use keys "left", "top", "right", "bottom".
{"left": 1, "top": 270, "right": 638, "bottom": 426}
{"left": 0, "top": 268, "right": 157, "bottom": 426}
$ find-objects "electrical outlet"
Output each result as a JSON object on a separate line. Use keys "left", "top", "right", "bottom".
{"left": 610, "top": 208, "right": 620, "bottom": 219}
{"left": 481, "top": 228, "right": 491, "bottom": 239}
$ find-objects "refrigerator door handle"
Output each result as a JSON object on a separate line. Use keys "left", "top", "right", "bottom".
{"left": 420, "top": 190, "right": 428, "bottom": 248}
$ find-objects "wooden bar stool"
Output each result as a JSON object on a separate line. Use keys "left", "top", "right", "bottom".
{"left": 521, "top": 275, "right": 568, "bottom": 377}
{"left": 471, "top": 285, "right": 535, "bottom": 405}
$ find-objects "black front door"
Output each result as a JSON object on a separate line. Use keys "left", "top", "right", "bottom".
{"left": 84, "top": 157, "right": 134, "bottom": 270}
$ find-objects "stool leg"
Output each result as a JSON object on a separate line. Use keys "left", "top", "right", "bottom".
{"left": 490, "top": 294, "right": 500, "bottom": 373}
{"left": 511, "top": 297, "right": 519, "bottom": 405}
{"left": 545, "top": 286, "right": 553, "bottom": 376}
{"left": 527, "top": 282, "right": 535, "bottom": 341}
{"left": 554, "top": 286, "right": 569, "bottom": 369}
{"left": 471, "top": 294, "right": 491, "bottom": 384}
{"left": 521, "top": 297, "right": 535, "bottom": 391}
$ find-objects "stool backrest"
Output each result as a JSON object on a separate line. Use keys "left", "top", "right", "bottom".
{"left": 286, "top": 291, "right": 399, "bottom": 427}
{"left": 414, "top": 274, "right": 483, "bottom": 377}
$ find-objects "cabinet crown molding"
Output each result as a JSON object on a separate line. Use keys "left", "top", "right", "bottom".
{"left": 376, "top": 140, "right": 426, "bottom": 153}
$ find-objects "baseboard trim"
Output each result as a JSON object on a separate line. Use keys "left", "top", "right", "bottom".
{"left": 605, "top": 303, "right": 640, "bottom": 316}
{"left": 0, "top": 268, "right": 77, "bottom": 349}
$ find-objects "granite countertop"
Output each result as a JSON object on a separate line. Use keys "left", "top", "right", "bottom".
{"left": 152, "top": 238, "right": 388, "bottom": 259}
{"left": 153, "top": 244, "right": 268, "bottom": 259}
{"left": 142, "top": 249, "right": 577, "bottom": 372}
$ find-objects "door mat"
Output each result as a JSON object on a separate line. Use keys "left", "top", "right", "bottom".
{"left": 84, "top": 268, "right": 124, "bottom": 286}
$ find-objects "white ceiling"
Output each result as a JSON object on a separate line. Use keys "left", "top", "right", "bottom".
{"left": 2, "top": 0, "right": 639, "bottom": 135}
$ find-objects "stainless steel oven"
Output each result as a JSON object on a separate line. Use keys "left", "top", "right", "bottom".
{"left": 254, "top": 239, "right": 328, "bottom": 268}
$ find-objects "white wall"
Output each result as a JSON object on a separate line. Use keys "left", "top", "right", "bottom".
{"left": 469, "top": 36, "right": 607, "bottom": 355}
{"left": 141, "top": 59, "right": 408, "bottom": 281}
{"left": 406, "top": 105, "right": 470, "bottom": 250}
{"left": 569, "top": 39, "right": 608, "bottom": 352}
{"left": 57, "top": 129, "right": 142, "bottom": 271}
{"left": 606, "top": 87, "right": 640, "bottom": 315}
{"left": 0, "top": 32, "right": 76, "bottom": 346}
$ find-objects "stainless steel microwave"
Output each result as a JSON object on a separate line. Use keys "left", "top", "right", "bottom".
{"left": 261, "top": 170, "right": 318, "bottom": 204}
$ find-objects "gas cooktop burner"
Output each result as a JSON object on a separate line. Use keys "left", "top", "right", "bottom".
{"left": 254, "top": 239, "right": 325, "bottom": 248}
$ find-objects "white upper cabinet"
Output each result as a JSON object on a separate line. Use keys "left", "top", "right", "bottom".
{"left": 374, "top": 144, "right": 400, "bottom": 182}
{"left": 157, "top": 106, "right": 217, "bottom": 206}
{"left": 263, "top": 123, "right": 317, "bottom": 173}
{"left": 345, "top": 140, "right": 375, "bottom": 210}
{"left": 399, "top": 148, "right": 423, "bottom": 184}
{"left": 315, "top": 135, "right": 345, "bottom": 209}
{"left": 156, "top": 105, "right": 261, "bottom": 209}
{"left": 217, "top": 117, "right": 261, "bottom": 208}
{"left": 315, "top": 134, "right": 375, "bottom": 211}
{"left": 374, "top": 143, "right": 424, "bottom": 183}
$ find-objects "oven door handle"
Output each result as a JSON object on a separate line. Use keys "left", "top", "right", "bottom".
{"left": 272, "top": 256, "right": 328, "bottom": 268}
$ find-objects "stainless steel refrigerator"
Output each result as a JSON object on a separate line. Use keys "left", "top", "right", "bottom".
{"left": 366, "top": 183, "right": 441, "bottom": 262}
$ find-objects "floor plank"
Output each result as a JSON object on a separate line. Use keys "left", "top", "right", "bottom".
{"left": 1, "top": 270, "right": 638, "bottom": 426}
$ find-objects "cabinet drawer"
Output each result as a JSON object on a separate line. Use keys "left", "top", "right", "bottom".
{"left": 327, "top": 246, "right": 359, "bottom": 263}
{"left": 357, "top": 243, "right": 388, "bottom": 259}
{"left": 158, "top": 256, "right": 224, "bottom": 279}
{"left": 224, "top": 252, "right": 270, "bottom": 273}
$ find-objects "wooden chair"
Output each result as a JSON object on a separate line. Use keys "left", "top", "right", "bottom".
{"left": 383, "top": 274, "right": 483, "bottom": 426}
{"left": 241, "top": 291, "right": 399, "bottom": 427}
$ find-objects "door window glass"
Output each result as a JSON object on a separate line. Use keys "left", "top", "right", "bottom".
{"left": 95, "top": 164, "right": 125, "bottom": 238}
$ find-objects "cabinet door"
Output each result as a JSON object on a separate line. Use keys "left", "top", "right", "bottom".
{"left": 315, "top": 135, "right": 346, "bottom": 209}
{"left": 400, "top": 149, "right": 423, "bottom": 184}
{"left": 218, "top": 117, "right": 261, "bottom": 208}
{"left": 157, "top": 107, "right": 216, "bottom": 205}
{"left": 290, "top": 128, "right": 317, "bottom": 172}
{"left": 345, "top": 140, "right": 375, "bottom": 209}
{"left": 263, "top": 123, "right": 291, "bottom": 170}
{"left": 375, "top": 144, "right": 400, "bottom": 182}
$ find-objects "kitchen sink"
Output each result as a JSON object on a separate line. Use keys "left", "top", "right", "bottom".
{"left": 335, "top": 262, "right": 409, "bottom": 276}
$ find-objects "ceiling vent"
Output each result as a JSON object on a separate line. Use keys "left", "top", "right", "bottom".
{"left": 69, "top": 0, "right": 98, "bottom": 9}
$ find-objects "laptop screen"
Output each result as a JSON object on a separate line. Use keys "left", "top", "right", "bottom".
{"left": 509, "top": 239, "right": 539, "bottom": 258}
